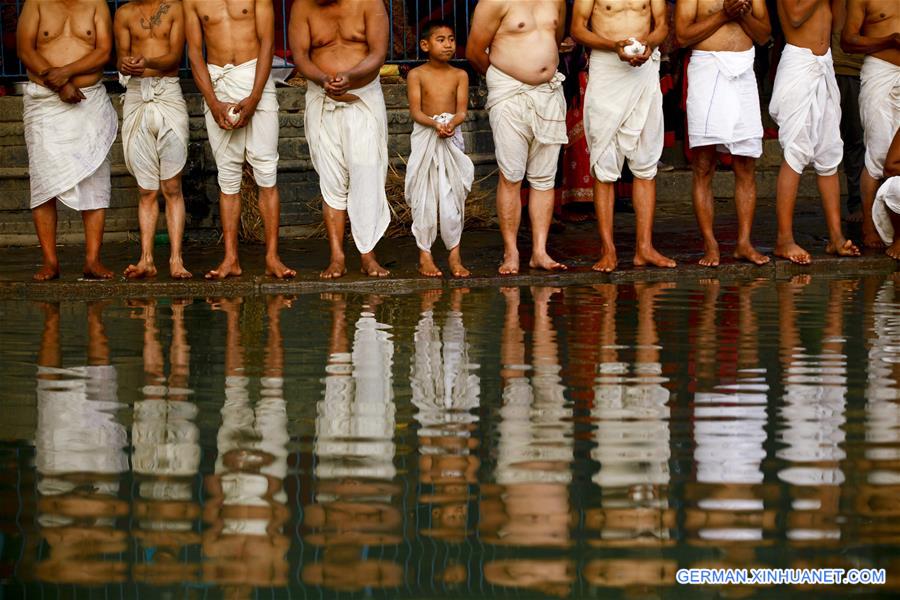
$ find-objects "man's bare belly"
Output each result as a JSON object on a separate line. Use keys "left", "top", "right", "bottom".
{"left": 311, "top": 43, "right": 376, "bottom": 102}
{"left": 131, "top": 38, "right": 179, "bottom": 78}
{"left": 781, "top": 6, "right": 832, "bottom": 55}
{"left": 864, "top": 19, "right": 900, "bottom": 66}
{"left": 202, "top": 25, "right": 260, "bottom": 66}
{"left": 694, "top": 22, "right": 753, "bottom": 52}
{"left": 489, "top": 31, "right": 560, "bottom": 85}
{"left": 31, "top": 37, "right": 102, "bottom": 88}
{"left": 589, "top": 6, "right": 652, "bottom": 46}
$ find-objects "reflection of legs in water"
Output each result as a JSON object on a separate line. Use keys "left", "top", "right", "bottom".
{"left": 265, "top": 295, "right": 293, "bottom": 377}
{"left": 634, "top": 282, "right": 672, "bottom": 365}
{"left": 500, "top": 287, "right": 525, "bottom": 383}
{"left": 737, "top": 280, "right": 765, "bottom": 372}
{"left": 37, "top": 302, "right": 61, "bottom": 369}
{"left": 531, "top": 286, "right": 561, "bottom": 372}
{"left": 87, "top": 300, "right": 111, "bottom": 366}
{"left": 694, "top": 279, "right": 720, "bottom": 384}
{"left": 484, "top": 559, "right": 575, "bottom": 598}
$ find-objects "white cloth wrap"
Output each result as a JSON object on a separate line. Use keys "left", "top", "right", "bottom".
{"left": 873, "top": 176, "right": 900, "bottom": 244}
{"left": 405, "top": 113, "right": 475, "bottom": 251}
{"left": 687, "top": 48, "right": 763, "bottom": 157}
{"left": 769, "top": 45, "right": 843, "bottom": 176}
{"left": 23, "top": 82, "right": 117, "bottom": 209}
{"left": 583, "top": 49, "right": 664, "bottom": 182}
{"left": 859, "top": 56, "right": 900, "bottom": 179}
{"left": 305, "top": 78, "right": 390, "bottom": 254}
{"left": 485, "top": 66, "right": 567, "bottom": 190}
{"left": 204, "top": 59, "right": 279, "bottom": 194}
{"left": 121, "top": 75, "right": 189, "bottom": 190}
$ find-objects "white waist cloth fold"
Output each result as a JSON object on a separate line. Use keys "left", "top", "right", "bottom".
{"left": 305, "top": 78, "right": 390, "bottom": 254}
{"left": 121, "top": 75, "right": 189, "bottom": 190}
{"left": 859, "top": 56, "right": 900, "bottom": 179}
{"left": 687, "top": 48, "right": 763, "bottom": 156}
{"left": 485, "top": 66, "right": 567, "bottom": 145}
{"left": 405, "top": 113, "right": 474, "bottom": 252}
{"left": 23, "top": 82, "right": 117, "bottom": 209}
{"left": 873, "top": 176, "right": 900, "bottom": 245}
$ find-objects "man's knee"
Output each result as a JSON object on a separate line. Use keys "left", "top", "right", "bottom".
{"left": 138, "top": 187, "right": 160, "bottom": 204}
{"left": 498, "top": 171, "right": 524, "bottom": 189}
{"left": 160, "top": 178, "right": 182, "bottom": 199}
{"left": 732, "top": 156, "right": 757, "bottom": 178}
{"left": 691, "top": 149, "right": 716, "bottom": 178}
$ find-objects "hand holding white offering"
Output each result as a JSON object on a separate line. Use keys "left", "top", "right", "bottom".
{"left": 624, "top": 38, "right": 646, "bottom": 57}
{"left": 227, "top": 105, "right": 240, "bottom": 126}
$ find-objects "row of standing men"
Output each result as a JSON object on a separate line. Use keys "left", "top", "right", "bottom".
{"left": 15, "top": 0, "right": 900, "bottom": 282}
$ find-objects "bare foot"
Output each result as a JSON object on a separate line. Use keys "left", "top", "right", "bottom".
{"left": 320, "top": 253, "right": 347, "bottom": 279}
{"left": 863, "top": 230, "right": 887, "bottom": 249}
{"left": 205, "top": 258, "right": 242, "bottom": 280}
{"left": 33, "top": 262, "right": 60, "bottom": 282}
{"left": 887, "top": 240, "right": 900, "bottom": 260}
{"left": 498, "top": 251, "right": 520, "bottom": 275}
{"left": 124, "top": 259, "right": 157, "bottom": 280}
{"left": 774, "top": 241, "right": 811, "bottom": 265}
{"left": 418, "top": 251, "right": 443, "bottom": 277}
{"left": 169, "top": 257, "right": 192, "bottom": 280}
{"left": 734, "top": 243, "right": 771, "bottom": 266}
{"left": 825, "top": 238, "right": 861, "bottom": 257}
{"left": 448, "top": 247, "right": 470, "bottom": 278}
{"left": 360, "top": 254, "right": 390, "bottom": 277}
{"left": 529, "top": 252, "right": 567, "bottom": 271}
{"left": 591, "top": 251, "right": 618, "bottom": 273}
{"left": 634, "top": 246, "right": 676, "bottom": 268}
{"left": 83, "top": 260, "right": 114, "bottom": 280}
{"left": 699, "top": 240, "right": 720, "bottom": 267}
{"left": 265, "top": 256, "right": 296, "bottom": 279}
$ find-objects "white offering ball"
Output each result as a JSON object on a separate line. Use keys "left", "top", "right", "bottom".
{"left": 624, "top": 38, "right": 646, "bottom": 57}
{"left": 227, "top": 106, "right": 240, "bottom": 124}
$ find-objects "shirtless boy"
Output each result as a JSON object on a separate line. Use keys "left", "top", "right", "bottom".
{"left": 466, "top": 0, "right": 569, "bottom": 275}
{"left": 184, "top": 0, "right": 295, "bottom": 279}
{"left": 115, "top": 0, "right": 191, "bottom": 279}
{"left": 842, "top": 0, "right": 900, "bottom": 250}
{"left": 770, "top": 0, "right": 859, "bottom": 264}
{"left": 571, "top": 0, "right": 676, "bottom": 272}
{"left": 16, "top": 0, "right": 118, "bottom": 281}
{"left": 676, "top": 0, "right": 772, "bottom": 267}
{"left": 290, "top": 0, "right": 392, "bottom": 278}
{"left": 405, "top": 20, "right": 474, "bottom": 278}
{"left": 871, "top": 129, "right": 900, "bottom": 258}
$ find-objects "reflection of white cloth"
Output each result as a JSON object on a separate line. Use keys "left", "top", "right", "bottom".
{"left": 693, "top": 392, "right": 767, "bottom": 484}
{"left": 132, "top": 399, "right": 200, "bottom": 477}
{"left": 121, "top": 76, "right": 189, "bottom": 190}
{"left": 866, "top": 282, "right": 900, "bottom": 484}
{"left": 316, "top": 312, "right": 396, "bottom": 480}
{"left": 873, "top": 176, "right": 900, "bottom": 244}
{"left": 769, "top": 45, "right": 842, "bottom": 176}
{"left": 859, "top": 56, "right": 900, "bottom": 179}
{"left": 405, "top": 114, "right": 474, "bottom": 251}
{"left": 687, "top": 48, "right": 763, "bottom": 157}
{"left": 584, "top": 49, "right": 663, "bottom": 182}
{"left": 23, "top": 82, "right": 117, "bottom": 209}
{"left": 486, "top": 66, "right": 566, "bottom": 189}
{"left": 204, "top": 59, "right": 279, "bottom": 194}
{"left": 305, "top": 78, "right": 390, "bottom": 254}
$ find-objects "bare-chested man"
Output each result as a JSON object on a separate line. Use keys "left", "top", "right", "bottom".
{"left": 769, "top": 0, "right": 860, "bottom": 264}
{"left": 842, "top": 0, "right": 900, "bottom": 251}
{"left": 115, "top": 0, "right": 191, "bottom": 280}
{"left": 676, "top": 0, "right": 772, "bottom": 267}
{"left": 16, "top": 0, "right": 118, "bottom": 281}
{"left": 290, "top": 0, "right": 392, "bottom": 278}
{"left": 184, "top": 0, "right": 295, "bottom": 279}
{"left": 466, "top": 0, "right": 569, "bottom": 275}
{"left": 571, "top": 0, "right": 676, "bottom": 272}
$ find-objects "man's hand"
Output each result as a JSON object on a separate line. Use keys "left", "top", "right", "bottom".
{"left": 210, "top": 99, "right": 234, "bottom": 130}
{"left": 233, "top": 96, "right": 259, "bottom": 129}
{"left": 724, "top": 0, "right": 747, "bottom": 19}
{"left": 437, "top": 122, "right": 455, "bottom": 138}
{"left": 629, "top": 42, "right": 652, "bottom": 67}
{"left": 559, "top": 36, "right": 576, "bottom": 54}
{"left": 58, "top": 83, "right": 86, "bottom": 104}
{"left": 324, "top": 72, "right": 350, "bottom": 97}
{"left": 44, "top": 67, "right": 70, "bottom": 91}
{"left": 121, "top": 56, "right": 146, "bottom": 77}
{"left": 615, "top": 39, "right": 634, "bottom": 63}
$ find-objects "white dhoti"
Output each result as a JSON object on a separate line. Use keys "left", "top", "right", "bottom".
{"left": 687, "top": 48, "right": 763, "bottom": 157}
{"left": 204, "top": 59, "right": 279, "bottom": 194}
{"left": 485, "top": 66, "right": 567, "bottom": 190}
{"left": 305, "top": 78, "right": 390, "bottom": 254}
{"left": 583, "top": 49, "right": 663, "bottom": 182}
{"left": 121, "top": 75, "right": 189, "bottom": 190}
{"left": 769, "top": 45, "right": 843, "bottom": 176}
{"left": 859, "top": 56, "right": 900, "bottom": 179}
{"left": 23, "top": 82, "right": 117, "bottom": 210}
{"left": 405, "top": 113, "right": 474, "bottom": 252}
{"left": 873, "top": 176, "right": 900, "bottom": 244}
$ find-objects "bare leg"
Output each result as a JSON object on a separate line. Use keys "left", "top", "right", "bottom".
{"left": 528, "top": 187, "right": 566, "bottom": 271}
{"left": 206, "top": 192, "right": 242, "bottom": 279}
{"left": 124, "top": 187, "right": 160, "bottom": 279}
{"left": 258, "top": 186, "right": 295, "bottom": 279}
{"left": 497, "top": 173, "right": 522, "bottom": 275}
{"left": 861, "top": 169, "right": 886, "bottom": 248}
{"left": 321, "top": 203, "right": 347, "bottom": 279}
{"left": 774, "top": 161, "right": 811, "bottom": 264}
{"left": 32, "top": 200, "right": 60, "bottom": 281}
{"left": 887, "top": 210, "right": 900, "bottom": 260}
{"left": 448, "top": 245, "right": 470, "bottom": 278}
{"left": 160, "top": 175, "right": 192, "bottom": 279}
{"left": 591, "top": 180, "right": 617, "bottom": 272}
{"left": 632, "top": 178, "right": 676, "bottom": 268}
{"left": 732, "top": 155, "right": 770, "bottom": 265}
{"left": 820, "top": 173, "right": 860, "bottom": 257}
{"left": 82, "top": 208, "right": 113, "bottom": 279}
{"left": 691, "top": 147, "right": 720, "bottom": 266}
{"left": 418, "top": 249, "right": 442, "bottom": 277}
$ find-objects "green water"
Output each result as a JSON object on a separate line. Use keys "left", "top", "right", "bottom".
{"left": 0, "top": 277, "right": 897, "bottom": 598}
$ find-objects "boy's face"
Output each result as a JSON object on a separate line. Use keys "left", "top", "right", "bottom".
{"left": 421, "top": 27, "right": 456, "bottom": 61}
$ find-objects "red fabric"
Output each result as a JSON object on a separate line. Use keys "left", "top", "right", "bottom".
{"left": 558, "top": 71, "right": 593, "bottom": 206}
